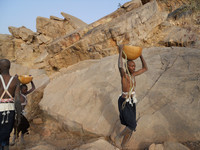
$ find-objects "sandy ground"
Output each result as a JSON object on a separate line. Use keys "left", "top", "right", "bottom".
{"left": 9, "top": 122, "right": 88, "bottom": 150}
{"left": 9, "top": 124, "right": 200, "bottom": 150}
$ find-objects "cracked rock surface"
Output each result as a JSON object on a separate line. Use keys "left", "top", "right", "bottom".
{"left": 40, "top": 47, "right": 200, "bottom": 150}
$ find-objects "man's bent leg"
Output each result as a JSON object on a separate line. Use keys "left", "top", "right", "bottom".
{"left": 10, "top": 135, "right": 16, "bottom": 146}
{"left": 121, "top": 127, "right": 133, "bottom": 149}
{"left": 115, "top": 127, "right": 132, "bottom": 149}
{"left": 114, "top": 127, "right": 127, "bottom": 149}
{"left": 20, "top": 133, "right": 24, "bottom": 144}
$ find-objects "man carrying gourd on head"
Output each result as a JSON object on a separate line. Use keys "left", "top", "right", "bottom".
{"left": 115, "top": 44, "right": 148, "bottom": 149}
{"left": 11, "top": 77, "right": 35, "bottom": 146}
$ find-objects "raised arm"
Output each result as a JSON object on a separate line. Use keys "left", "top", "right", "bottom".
{"left": 133, "top": 55, "right": 148, "bottom": 76}
{"left": 118, "top": 45, "right": 126, "bottom": 77}
{"left": 26, "top": 81, "right": 35, "bottom": 95}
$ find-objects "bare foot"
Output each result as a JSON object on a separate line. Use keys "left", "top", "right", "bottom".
{"left": 20, "top": 135, "right": 25, "bottom": 145}
{"left": 10, "top": 136, "right": 16, "bottom": 146}
{"left": 114, "top": 135, "right": 122, "bottom": 149}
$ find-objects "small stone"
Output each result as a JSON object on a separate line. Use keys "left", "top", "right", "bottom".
{"left": 33, "top": 118, "right": 43, "bottom": 124}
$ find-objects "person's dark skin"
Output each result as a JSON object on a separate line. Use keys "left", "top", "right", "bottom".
{"left": 118, "top": 44, "right": 148, "bottom": 98}
{"left": 20, "top": 82, "right": 35, "bottom": 110}
{"left": 0, "top": 59, "right": 21, "bottom": 125}
{"left": 23, "top": 81, "right": 35, "bottom": 95}
{"left": 10, "top": 81, "right": 35, "bottom": 146}
{"left": 116, "top": 44, "right": 148, "bottom": 149}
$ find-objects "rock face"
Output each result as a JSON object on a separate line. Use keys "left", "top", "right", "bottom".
{"left": 61, "top": 12, "right": 87, "bottom": 29}
{"left": 40, "top": 47, "right": 200, "bottom": 149}
{"left": 128, "top": 47, "right": 200, "bottom": 149}
{"left": 0, "top": 27, "right": 47, "bottom": 67}
{"left": 28, "top": 143, "right": 57, "bottom": 150}
{"left": 74, "top": 138, "right": 119, "bottom": 150}
{"left": 41, "top": 55, "right": 120, "bottom": 135}
{"left": 8, "top": 26, "right": 35, "bottom": 43}
{"left": 1, "top": 0, "right": 199, "bottom": 149}
{"left": 46, "top": 0, "right": 167, "bottom": 72}
{"left": 157, "top": 25, "right": 200, "bottom": 47}
{"left": 0, "top": 34, "right": 14, "bottom": 59}
{"left": 149, "top": 142, "right": 190, "bottom": 150}
{"left": 36, "top": 13, "right": 87, "bottom": 39}
{"left": 1, "top": 0, "right": 198, "bottom": 75}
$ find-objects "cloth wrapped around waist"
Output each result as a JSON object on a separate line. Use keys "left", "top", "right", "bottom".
{"left": 121, "top": 91, "right": 137, "bottom": 107}
{"left": 0, "top": 103, "right": 15, "bottom": 124}
{"left": 0, "top": 98, "right": 14, "bottom": 103}
{"left": 0, "top": 103, "right": 15, "bottom": 112}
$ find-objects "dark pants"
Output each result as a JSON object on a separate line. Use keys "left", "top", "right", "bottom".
{"left": 0, "top": 111, "right": 15, "bottom": 146}
{"left": 14, "top": 114, "right": 30, "bottom": 136}
{"left": 118, "top": 96, "right": 137, "bottom": 131}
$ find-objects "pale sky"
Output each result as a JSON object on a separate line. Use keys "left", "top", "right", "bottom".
{"left": 0, "top": 0, "right": 130, "bottom": 34}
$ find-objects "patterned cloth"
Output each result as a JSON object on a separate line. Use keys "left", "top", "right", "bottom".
{"left": 0, "top": 98, "right": 14, "bottom": 103}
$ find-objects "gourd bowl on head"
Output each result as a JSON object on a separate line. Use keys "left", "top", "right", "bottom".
{"left": 18, "top": 75, "right": 33, "bottom": 84}
{"left": 122, "top": 45, "right": 142, "bottom": 60}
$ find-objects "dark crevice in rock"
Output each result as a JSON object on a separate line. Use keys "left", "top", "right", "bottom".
{"left": 167, "top": 5, "right": 194, "bottom": 20}
{"left": 52, "top": 66, "right": 58, "bottom": 71}
{"left": 159, "top": 41, "right": 196, "bottom": 47}
{"left": 141, "top": 0, "right": 151, "bottom": 5}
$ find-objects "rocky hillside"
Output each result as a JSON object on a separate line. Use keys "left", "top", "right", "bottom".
{"left": 1, "top": 0, "right": 199, "bottom": 74}
{"left": 1, "top": 0, "right": 200, "bottom": 149}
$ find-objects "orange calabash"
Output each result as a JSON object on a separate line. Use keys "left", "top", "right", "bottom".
{"left": 18, "top": 75, "right": 33, "bottom": 84}
{"left": 122, "top": 45, "right": 142, "bottom": 60}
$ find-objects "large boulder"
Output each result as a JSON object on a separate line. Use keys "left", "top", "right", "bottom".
{"left": 28, "top": 142, "right": 57, "bottom": 150}
{"left": 45, "top": 0, "right": 168, "bottom": 72}
{"left": 127, "top": 47, "right": 200, "bottom": 149}
{"left": 40, "top": 47, "right": 200, "bottom": 149}
{"left": 149, "top": 142, "right": 190, "bottom": 150}
{"left": 61, "top": 12, "right": 87, "bottom": 29}
{"left": 8, "top": 26, "right": 35, "bottom": 43}
{"left": 40, "top": 56, "right": 120, "bottom": 135}
{"left": 158, "top": 26, "right": 200, "bottom": 48}
{"left": 15, "top": 43, "right": 35, "bottom": 65}
{"left": 0, "top": 33, "right": 47, "bottom": 68}
{"left": 1, "top": 27, "right": 48, "bottom": 68}
{"left": 36, "top": 13, "right": 87, "bottom": 39}
{"left": 74, "top": 138, "right": 119, "bottom": 150}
